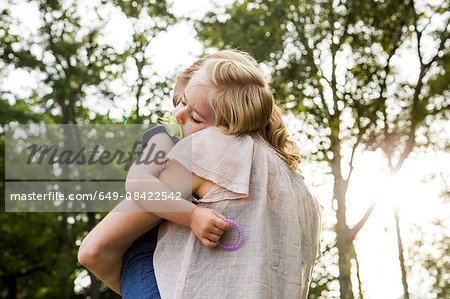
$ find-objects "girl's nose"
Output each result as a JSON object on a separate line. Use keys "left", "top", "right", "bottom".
{"left": 173, "top": 108, "right": 186, "bottom": 124}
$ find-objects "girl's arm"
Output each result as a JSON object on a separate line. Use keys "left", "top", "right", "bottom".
{"left": 78, "top": 133, "right": 175, "bottom": 293}
{"left": 126, "top": 158, "right": 231, "bottom": 247}
{"left": 78, "top": 200, "right": 159, "bottom": 294}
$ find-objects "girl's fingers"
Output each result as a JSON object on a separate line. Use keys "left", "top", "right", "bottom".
{"left": 207, "top": 232, "right": 221, "bottom": 242}
{"left": 213, "top": 210, "right": 227, "bottom": 219}
{"left": 202, "top": 238, "right": 219, "bottom": 248}
{"left": 214, "top": 217, "right": 232, "bottom": 231}
{"left": 209, "top": 225, "right": 225, "bottom": 236}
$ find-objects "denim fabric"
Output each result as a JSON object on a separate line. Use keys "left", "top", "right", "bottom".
{"left": 120, "top": 224, "right": 161, "bottom": 299}
{"left": 120, "top": 125, "right": 178, "bottom": 298}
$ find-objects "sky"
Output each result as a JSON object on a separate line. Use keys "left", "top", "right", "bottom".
{"left": 4, "top": 0, "right": 450, "bottom": 298}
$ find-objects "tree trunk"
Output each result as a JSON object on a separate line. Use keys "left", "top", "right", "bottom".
{"left": 394, "top": 209, "right": 410, "bottom": 299}
{"left": 330, "top": 118, "right": 355, "bottom": 299}
{"left": 334, "top": 174, "right": 354, "bottom": 299}
{"left": 336, "top": 234, "right": 354, "bottom": 299}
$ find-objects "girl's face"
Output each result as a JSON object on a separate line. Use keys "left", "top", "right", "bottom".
{"left": 172, "top": 81, "right": 213, "bottom": 135}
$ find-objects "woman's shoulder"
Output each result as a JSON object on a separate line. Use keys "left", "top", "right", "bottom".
{"left": 191, "top": 126, "right": 254, "bottom": 148}
{"left": 166, "top": 127, "right": 254, "bottom": 199}
{"left": 192, "top": 126, "right": 245, "bottom": 139}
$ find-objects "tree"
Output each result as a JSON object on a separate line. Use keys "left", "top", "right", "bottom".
{"left": 363, "top": 2, "right": 449, "bottom": 298}
{"left": 112, "top": 0, "right": 176, "bottom": 122}
{"left": 2, "top": 0, "right": 124, "bottom": 297}
{"left": 367, "top": 0, "right": 449, "bottom": 171}
{"left": 1, "top": 0, "right": 122, "bottom": 296}
{"left": 1, "top": 0, "right": 181, "bottom": 296}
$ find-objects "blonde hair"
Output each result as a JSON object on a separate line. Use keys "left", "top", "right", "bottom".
{"left": 190, "top": 52, "right": 301, "bottom": 169}
{"left": 173, "top": 50, "right": 259, "bottom": 106}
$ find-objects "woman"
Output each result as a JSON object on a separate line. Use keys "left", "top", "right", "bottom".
{"left": 150, "top": 56, "right": 321, "bottom": 298}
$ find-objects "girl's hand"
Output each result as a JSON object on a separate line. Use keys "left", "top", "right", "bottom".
{"left": 190, "top": 206, "right": 232, "bottom": 247}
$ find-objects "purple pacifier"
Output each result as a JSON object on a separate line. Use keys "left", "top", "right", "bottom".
{"left": 217, "top": 218, "right": 244, "bottom": 251}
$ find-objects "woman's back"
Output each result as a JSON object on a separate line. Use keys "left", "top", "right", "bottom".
{"left": 154, "top": 127, "right": 320, "bottom": 299}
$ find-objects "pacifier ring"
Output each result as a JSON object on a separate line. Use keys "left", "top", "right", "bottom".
{"left": 217, "top": 218, "right": 244, "bottom": 251}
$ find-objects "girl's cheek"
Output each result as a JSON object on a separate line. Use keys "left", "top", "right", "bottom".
{"left": 190, "top": 124, "right": 208, "bottom": 134}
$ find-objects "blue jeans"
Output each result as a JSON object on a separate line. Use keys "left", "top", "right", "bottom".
{"left": 120, "top": 225, "right": 161, "bottom": 299}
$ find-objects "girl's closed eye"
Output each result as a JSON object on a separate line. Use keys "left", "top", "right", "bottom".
{"left": 190, "top": 115, "right": 201, "bottom": 123}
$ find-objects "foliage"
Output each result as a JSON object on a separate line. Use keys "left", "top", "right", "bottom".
{"left": 111, "top": 0, "right": 176, "bottom": 122}
{"left": 0, "top": 0, "right": 176, "bottom": 298}
{"left": 407, "top": 216, "right": 450, "bottom": 298}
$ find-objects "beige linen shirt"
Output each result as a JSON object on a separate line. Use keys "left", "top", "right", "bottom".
{"left": 154, "top": 127, "right": 321, "bottom": 299}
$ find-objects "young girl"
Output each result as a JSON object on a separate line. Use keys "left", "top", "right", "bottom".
{"left": 78, "top": 50, "right": 262, "bottom": 296}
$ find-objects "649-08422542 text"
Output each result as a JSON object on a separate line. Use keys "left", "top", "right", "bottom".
{"left": 9, "top": 191, "right": 183, "bottom": 201}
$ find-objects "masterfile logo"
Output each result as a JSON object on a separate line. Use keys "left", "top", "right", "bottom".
{"left": 4, "top": 124, "right": 192, "bottom": 213}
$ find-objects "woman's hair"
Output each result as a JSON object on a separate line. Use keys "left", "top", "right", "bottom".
{"left": 261, "top": 104, "right": 301, "bottom": 169}
{"left": 189, "top": 51, "right": 301, "bottom": 169}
